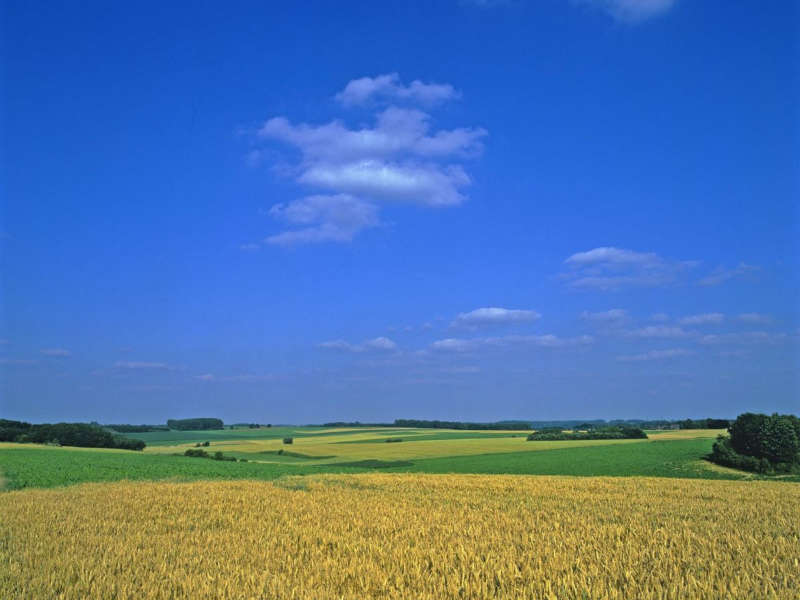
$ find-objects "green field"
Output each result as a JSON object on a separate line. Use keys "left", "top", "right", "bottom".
{"left": 3, "top": 427, "right": 795, "bottom": 491}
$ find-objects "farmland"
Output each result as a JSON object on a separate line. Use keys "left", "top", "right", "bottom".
{"left": 0, "top": 427, "right": 773, "bottom": 491}
{"left": 2, "top": 426, "right": 798, "bottom": 599}
{"left": 2, "top": 474, "right": 798, "bottom": 599}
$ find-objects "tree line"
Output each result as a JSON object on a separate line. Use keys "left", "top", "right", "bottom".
{"left": 526, "top": 426, "right": 648, "bottom": 441}
{"left": 166, "top": 418, "right": 224, "bottom": 430}
{"left": 0, "top": 419, "right": 145, "bottom": 451}
{"left": 321, "top": 418, "right": 731, "bottom": 431}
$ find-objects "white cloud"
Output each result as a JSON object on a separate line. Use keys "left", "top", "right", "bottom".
{"left": 677, "top": 313, "right": 724, "bottom": 326}
{"left": 650, "top": 313, "right": 669, "bottom": 322}
{"left": 618, "top": 348, "right": 693, "bottom": 361}
{"left": 452, "top": 307, "right": 541, "bottom": 328}
{"left": 566, "top": 247, "right": 661, "bottom": 267}
{"left": 581, "top": 0, "right": 676, "bottom": 23}
{"left": 266, "top": 194, "right": 380, "bottom": 245}
{"left": 318, "top": 337, "right": 398, "bottom": 353}
{"left": 580, "top": 309, "right": 628, "bottom": 323}
{"left": 699, "top": 262, "right": 759, "bottom": 286}
{"left": 255, "top": 80, "right": 485, "bottom": 244}
{"left": 430, "top": 334, "right": 593, "bottom": 352}
{"left": 625, "top": 325, "right": 691, "bottom": 338}
{"left": 40, "top": 348, "right": 71, "bottom": 357}
{"left": 335, "top": 73, "right": 460, "bottom": 107}
{"left": 737, "top": 313, "right": 772, "bottom": 324}
{"left": 562, "top": 247, "right": 696, "bottom": 290}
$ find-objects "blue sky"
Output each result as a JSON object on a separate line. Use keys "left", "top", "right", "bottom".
{"left": 1, "top": 0, "right": 798, "bottom": 424}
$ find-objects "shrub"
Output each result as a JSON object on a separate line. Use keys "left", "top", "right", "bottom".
{"left": 385, "top": 438, "right": 403, "bottom": 443}
{"left": 283, "top": 437, "right": 293, "bottom": 445}
{"left": 184, "top": 448, "right": 209, "bottom": 458}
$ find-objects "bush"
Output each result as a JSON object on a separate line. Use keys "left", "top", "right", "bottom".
{"left": 385, "top": 438, "right": 403, "bottom": 443}
{"left": 283, "top": 437, "right": 293, "bottom": 445}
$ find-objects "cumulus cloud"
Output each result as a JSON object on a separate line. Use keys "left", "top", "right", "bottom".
{"left": 40, "top": 348, "right": 71, "bottom": 357}
{"left": 677, "top": 313, "right": 724, "bottom": 326}
{"left": 452, "top": 307, "right": 541, "bottom": 328}
{"left": 431, "top": 334, "right": 593, "bottom": 352}
{"left": 699, "top": 262, "right": 759, "bottom": 286}
{"left": 562, "top": 247, "right": 696, "bottom": 291}
{"left": 335, "top": 73, "right": 460, "bottom": 107}
{"left": 254, "top": 78, "right": 485, "bottom": 245}
{"left": 318, "top": 337, "right": 398, "bottom": 353}
{"left": 581, "top": 0, "right": 676, "bottom": 23}
{"left": 618, "top": 348, "right": 693, "bottom": 362}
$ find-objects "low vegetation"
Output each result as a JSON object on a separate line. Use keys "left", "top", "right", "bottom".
{"left": 709, "top": 413, "right": 800, "bottom": 474}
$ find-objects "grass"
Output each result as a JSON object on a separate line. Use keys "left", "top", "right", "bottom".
{"left": 387, "top": 438, "right": 753, "bottom": 479}
{"left": 0, "top": 445, "right": 365, "bottom": 490}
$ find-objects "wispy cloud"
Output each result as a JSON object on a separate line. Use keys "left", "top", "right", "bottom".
{"left": 0, "top": 358, "right": 37, "bottom": 365}
{"left": 698, "top": 331, "right": 788, "bottom": 345}
{"left": 580, "top": 308, "right": 628, "bottom": 323}
{"left": 618, "top": 348, "right": 693, "bottom": 361}
{"left": 430, "top": 334, "right": 593, "bottom": 352}
{"left": 580, "top": 0, "right": 676, "bottom": 23}
{"left": 562, "top": 247, "right": 696, "bottom": 291}
{"left": 113, "top": 361, "right": 175, "bottom": 371}
{"left": 253, "top": 76, "right": 486, "bottom": 245}
{"left": 335, "top": 73, "right": 460, "bottom": 107}
{"left": 318, "top": 336, "right": 398, "bottom": 353}
{"left": 677, "top": 313, "right": 724, "bottom": 326}
{"left": 451, "top": 307, "right": 541, "bottom": 329}
{"left": 40, "top": 348, "right": 71, "bottom": 357}
{"left": 737, "top": 313, "right": 772, "bottom": 324}
{"left": 625, "top": 325, "right": 691, "bottom": 338}
{"left": 699, "top": 262, "right": 759, "bottom": 286}
{"left": 195, "top": 373, "right": 276, "bottom": 383}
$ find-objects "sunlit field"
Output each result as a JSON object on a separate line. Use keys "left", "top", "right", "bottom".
{"left": 2, "top": 474, "right": 797, "bottom": 600}
{"left": 138, "top": 426, "right": 725, "bottom": 463}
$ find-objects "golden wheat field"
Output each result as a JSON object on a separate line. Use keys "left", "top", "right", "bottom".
{"left": 1, "top": 474, "right": 798, "bottom": 600}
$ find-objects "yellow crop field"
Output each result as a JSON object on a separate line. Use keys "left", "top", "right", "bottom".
{"left": 1, "top": 474, "right": 798, "bottom": 599}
